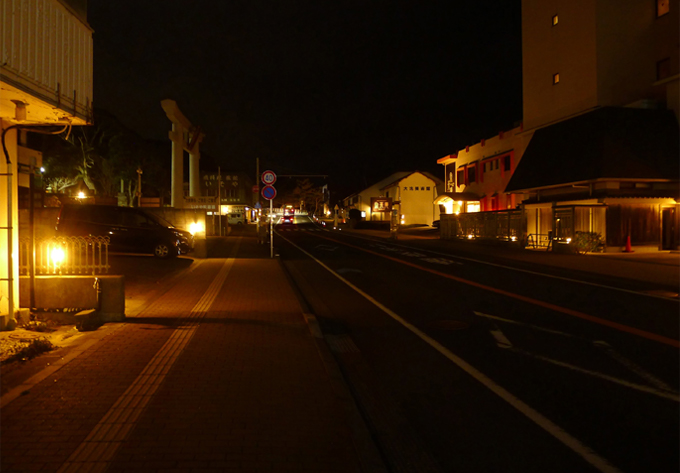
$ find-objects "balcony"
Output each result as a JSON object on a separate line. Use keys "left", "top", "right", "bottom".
{"left": 0, "top": 0, "right": 93, "bottom": 125}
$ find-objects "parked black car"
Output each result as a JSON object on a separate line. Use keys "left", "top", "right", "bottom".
{"left": 56, "top": 204, "right": 194, "bottom": 258}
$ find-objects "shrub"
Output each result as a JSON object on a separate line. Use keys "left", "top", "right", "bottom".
{"left": 573, "top": 231, "right": 604, "bottom": 254}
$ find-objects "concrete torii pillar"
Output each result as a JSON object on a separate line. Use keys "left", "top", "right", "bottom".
{"left": 161, "top": 99, "right": 205, "bottom": 208}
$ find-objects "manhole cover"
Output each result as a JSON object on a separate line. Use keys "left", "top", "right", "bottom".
{"left": 427, "top": 320, "right": 470, "bottom": 330}
{"left": 8, "top": 332, "right": 44, "bottom": 341}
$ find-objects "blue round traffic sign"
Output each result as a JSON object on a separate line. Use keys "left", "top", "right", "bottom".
{"left": 261, "top": 185, "right": 277, "bottom": 200}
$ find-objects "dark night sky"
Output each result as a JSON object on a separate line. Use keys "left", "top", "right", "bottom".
{"left": 87, "top": 1, "right": 522, "bottom": 197}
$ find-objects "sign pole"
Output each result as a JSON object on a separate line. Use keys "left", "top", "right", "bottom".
{"left": 269, "top": 198, "right": 273, "bottom": 258}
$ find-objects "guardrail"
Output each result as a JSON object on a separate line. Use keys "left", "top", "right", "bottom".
{"left": 19, "top": 236, "right": 110, "bottom": 275}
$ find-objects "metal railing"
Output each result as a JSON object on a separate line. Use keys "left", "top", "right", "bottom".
{"left": 19, "top": 236, "right": 110, "bottom": 275}
{"left": 526, "top": 233, "right": 552, "bottom": 250}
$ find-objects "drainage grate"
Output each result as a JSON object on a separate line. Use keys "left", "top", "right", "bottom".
{"left": 326, "top": 334, "right": 360, "bottom": 353}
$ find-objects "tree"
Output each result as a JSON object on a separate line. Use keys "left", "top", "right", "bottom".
{"left": 291, "top": 178, "right": 324, "bottom": 215}
{"left": 37, "top": 109, "right": 171, "bottom": 204}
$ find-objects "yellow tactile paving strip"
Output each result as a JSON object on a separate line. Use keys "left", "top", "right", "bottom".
{"left": 55, "top": 241, "right": 240, "bottom": 473}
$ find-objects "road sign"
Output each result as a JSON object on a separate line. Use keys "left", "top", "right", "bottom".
{"left": 252, "top": 185, "right": 259, "bottom": 193}
{"left": 261, "top": 185, "right": 277, "bottom": 200}
{"left": 261, "top": 170, "right": 277, "bottom": 185}
{"left": 254, "top": 202, "right": 262, "bottom": 209}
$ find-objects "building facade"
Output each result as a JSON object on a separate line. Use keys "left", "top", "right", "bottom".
{"left": 1, "top": 0, "right": 93, "bottom": 321}
{"left": 439, "top": 0, "right": 679, "bottom": 251}
{"left": 435, "top": 125, "right": 526, "bottom": 215}
{"left": 342, "top": 171, "right": 443, "bottom": 226}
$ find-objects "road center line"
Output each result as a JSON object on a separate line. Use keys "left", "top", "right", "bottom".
{"left": 339, "top": 230, "right": 677, "bottom": 302}
{"left": 311, "top": 233, "right": 679, "bottom": 348}
{"left": 281, "top": 234, "right": 623, "bottom": 473}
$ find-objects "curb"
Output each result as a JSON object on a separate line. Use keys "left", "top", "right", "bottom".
{"left": 277, "top": 256, "right": 389, "bottom": 473}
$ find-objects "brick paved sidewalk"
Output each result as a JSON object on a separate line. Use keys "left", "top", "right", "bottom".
{"left": 1, "top": 235, "right": 383, "bottom": 473}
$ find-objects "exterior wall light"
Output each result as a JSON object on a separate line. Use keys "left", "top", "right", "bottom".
{"left": 189, "top": 222, "right": 205, "bottom": 235}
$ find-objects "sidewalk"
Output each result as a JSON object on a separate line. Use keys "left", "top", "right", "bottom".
{"left": 337, "top": 224, "right": 680, "bottom": 295}
{"left": 0, "top": 232, "right": 385, "bottom": 473}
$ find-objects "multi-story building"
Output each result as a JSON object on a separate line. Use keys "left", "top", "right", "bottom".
{"left": 435, "top": 125, "right": 526, "bottom": 215}
{"left": 1, "top": 0, "right": 93, "bottom": 322}
{"left": 439, "top": 0, "right": 679, "bottom": 251}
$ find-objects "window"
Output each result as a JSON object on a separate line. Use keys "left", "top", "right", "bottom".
{"left": 468, "top": 165, "right": 476, "bottom": 184}
{"left": 415, "top": 187, "right": 419, "bottom": 191}
{"left": 457, "top": 169, "right": 465, "bottom": 187}
{"left": 503, "top": 155, "right": 511, "bottom": 172}
{"left": 657, "top": 0, "right": 670, "bottom": 17}
{"left": 409, "top": 187, "right": 413, "bottom": 191}
{"left": 552, "top": 14, "right": 559, "bottom": 26}
{"left": 553, "top": 73, "right": 560, "bottom": 84}
{"left": 657, "top": 58, "right": 671, "bottom": 81}
{"left": 426, "top": 187, "right": 430, "bottom": 191}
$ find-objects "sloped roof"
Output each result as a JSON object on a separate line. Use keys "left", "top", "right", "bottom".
{"left": 379, "top": 171, "right": 443, "bottom": 190}
{"left": 506, "top": 107, "right": 680, "bottom": 192}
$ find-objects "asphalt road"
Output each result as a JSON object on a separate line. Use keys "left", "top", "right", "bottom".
{"left": 276, "top": 216, "right": 679, "bottom": 473}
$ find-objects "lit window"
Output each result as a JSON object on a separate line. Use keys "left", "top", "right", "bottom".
{"left": 657, "top": 0, "right": 669, "bottom": 17}
{"left": 657, "top": 58, "right": 671, "bottom": 80}
{"left": 553, "top": 73, "right": 560, "bottom": 84}
{"left": 552, "top": 14, "right": 559, "bottom": 26}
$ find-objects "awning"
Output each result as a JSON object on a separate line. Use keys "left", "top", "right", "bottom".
{"left": 433, "top": 192, "right": 481, "bottom": 205}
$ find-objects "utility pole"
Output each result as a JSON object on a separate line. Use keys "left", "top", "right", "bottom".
{"left": 256, "top": 158, "right": 260, "bottom": 232}
{"left": 218, "top": 166, "right": 222, "bottom": 236}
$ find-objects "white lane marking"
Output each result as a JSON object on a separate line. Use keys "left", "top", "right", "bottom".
{"left": 420, "top": 257, "right": 461, "bottom": 265}
{"left": 57, "top": 245, "right": 240, "bottom": 472}
{"left": 489, "top": 324, "right": 513, "bottom": 348}
{"left": 280, "top": 234, "right": 623, "bottom": 473}
{"left": 511, "top": 347, "right": 679, "bottom": 402}
{"left": 593, "top": 341, "right": 676, "bottom": 393}
{"left": 343, "top": 232, "right": 675, "bottom": 301}
{"left": 475, "top": 312, "right": 679, "bottom": 398}
{"left": 474, "top": 311, "right": 580, "bottom": 339}
{"left": 315, "top": 244, "right": 338, "bottom": 251}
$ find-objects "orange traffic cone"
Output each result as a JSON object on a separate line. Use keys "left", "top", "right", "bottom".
{"left": 623, "top": 235, "right": 634, "bottom": 253}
